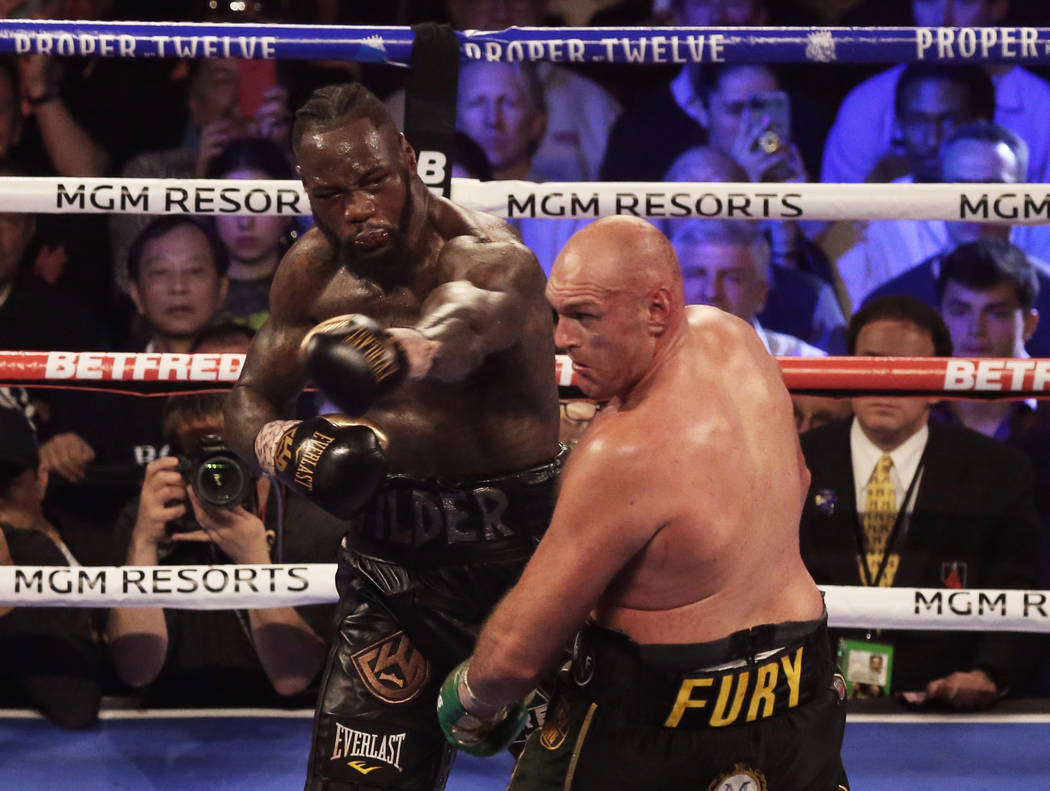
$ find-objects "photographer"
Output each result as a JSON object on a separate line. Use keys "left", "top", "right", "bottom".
{"left": 104, "top": 391, "right": 345, "bottom": 708}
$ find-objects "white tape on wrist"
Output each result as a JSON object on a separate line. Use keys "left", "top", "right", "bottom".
{"left": 460, "top": 663, "right": 505, "bottom": 719}
{"left": 254, "top": 419, "right": 300, "bottom": 475}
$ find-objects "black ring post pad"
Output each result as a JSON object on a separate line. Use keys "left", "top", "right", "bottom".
{"left": 403, "top": 23, "right": 461, "bottom": 198}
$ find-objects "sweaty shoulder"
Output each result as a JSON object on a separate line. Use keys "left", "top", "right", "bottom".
{"left": 563, "top": 412, "right": 677, "bottom": 526}
{"left": 684, "top": 305, "right": 783, "bottom": 387}
{"left": 432, "top": 198, "right": 544, "bottom": 284}
{"left": 431, "top": 195, "right": 520, "bottom": 245}
{"left": 268, "top": 228, "right": 334, "bottom": 321}
{"left": 572, "top": 411, "right": 653, "bottom": 480}
{"left": 686, "top": 305, "right": 760, "bottom": 349}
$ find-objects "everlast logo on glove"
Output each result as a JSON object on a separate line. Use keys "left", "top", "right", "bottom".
{"left": 301, "top": 314, "right": 407, "bottom": 417}
{"left": 292, "top": 430, "right": 336, "bottom": 492}
{"left": 343, "top": 325, "right": 401, "bottom": 384}
{"left": 269, "top": 416, "right": 387, "bottom": 520}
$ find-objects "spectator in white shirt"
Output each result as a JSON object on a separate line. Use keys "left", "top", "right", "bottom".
{"left": 835, "top": 121, "right": 1050, "bottom": 311}
{"left": 671, "top": 217, "right": 826, "bottom": 356}
{"left": 822, "top": 0, "right": 1050, "bottom": 184}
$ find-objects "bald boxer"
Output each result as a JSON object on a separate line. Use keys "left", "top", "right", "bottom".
{"left": 223, "top": 83, "right": 561, "bottom": 791}
{"left": 437, "top": 217, "right": 849, "bottom": 790}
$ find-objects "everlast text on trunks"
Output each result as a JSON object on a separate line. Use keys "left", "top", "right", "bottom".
{"left": 348, "top": 449, "right": 567, "bottom": 566}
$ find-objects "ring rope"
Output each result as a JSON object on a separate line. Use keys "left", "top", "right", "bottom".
{"left": 2, "top": 351, "right": 1049, "bottom": 399}
{"left": 1, "top": 18, "right": 1043, "bottom": 682}
{"left": 3, "top": 177, "right": 1048, "bottom": 224}
{"left": 0, "top": 21, "right": 1048, "bottom": 66}
{"left": 0, "top": 564, "right": 1046, "bottom": 634}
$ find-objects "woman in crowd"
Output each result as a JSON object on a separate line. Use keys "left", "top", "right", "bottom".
{"left": 204, "top": 137, "right": 296, "bottom": 330}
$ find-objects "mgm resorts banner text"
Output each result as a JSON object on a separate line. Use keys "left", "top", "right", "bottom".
{"left": 0, "top": 178, "right": 1044, "bottom": 222}
{"left": 822, "top": 585, "right": 1050, "bottom": 633}
{"left": 458, "top": 180, "right": 1050, "bottom": 224}
{"left": 0, "top": 564, "right": 339, "bottom": 609}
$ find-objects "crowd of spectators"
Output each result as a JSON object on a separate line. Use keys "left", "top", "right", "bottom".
{"left": 1, "top": 0, "right": 1050, "bottom": 727}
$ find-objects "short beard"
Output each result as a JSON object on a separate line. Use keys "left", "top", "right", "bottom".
{"left": 317, "top": 170, "right": 416, "bottom": 291}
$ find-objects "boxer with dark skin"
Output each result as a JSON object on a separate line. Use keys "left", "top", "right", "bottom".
{"left": 224, "top": 86, "right": 557, "bottom": 478}
{"left": 438, "top": 217, "right": 848, "bottom": 791}
{"left": 224, "top": 84, "right": 561, "bottom": 791}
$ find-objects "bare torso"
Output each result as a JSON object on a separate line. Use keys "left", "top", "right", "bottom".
{"left": 591, "top": 306, "right": 824, "bottom": 644}
{"left": 228, "top": 196, "right": 560, "bottom": 478}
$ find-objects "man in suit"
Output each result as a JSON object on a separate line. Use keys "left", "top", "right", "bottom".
{"left": 799, "top": 295, "right": 1042, "bottom": 708}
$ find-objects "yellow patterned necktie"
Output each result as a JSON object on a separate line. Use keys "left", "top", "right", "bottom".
{"left": 860, "top": 453, "right": 900, "bottom": 586}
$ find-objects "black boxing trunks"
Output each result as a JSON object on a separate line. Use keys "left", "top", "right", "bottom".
{"left": 508, "top": 614, "right": 850, "bottom": 791}
{"left": 304, "top": 449, "right": 567, "bottom": 791}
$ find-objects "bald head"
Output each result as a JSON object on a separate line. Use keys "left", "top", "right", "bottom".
{"left": 665, "top": 146, "right": 749, "bottom": 183}
{"left": 551, "top": 216, "right": 683, "bottom": 304}
{"left": 549, "top": 218, "right": 686, "bottom": 400}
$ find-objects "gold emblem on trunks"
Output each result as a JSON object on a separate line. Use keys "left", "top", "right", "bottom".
{"left": 708, "top": 764, "right": 768, "bottom": 791}
{"left": 351, "top": 631, "right": 429, "bottom": 704}
{"left": 664, "top": 646, "right": 804, "bottom": 729}
{"left": 539, "top": 696, "right": 570, "bottom": 750}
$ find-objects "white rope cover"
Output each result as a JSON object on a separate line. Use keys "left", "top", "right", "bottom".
{"left": 0, "top": 564, "right": 337, "bottom": 609}
{"left": 0, "top": 564, "right": 1047, "bottom": 633}
{"left": 0, "top": 176, "right": 1047, "bottom": 223}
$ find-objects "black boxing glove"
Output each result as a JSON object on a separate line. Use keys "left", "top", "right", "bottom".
{"left": 301, "top": 314, "right": 408, "bottom": 417}
{"left": 270, "top": 416, "right": 387, "bottom": 519}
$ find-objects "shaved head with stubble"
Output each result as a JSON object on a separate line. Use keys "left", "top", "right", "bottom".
{"left": 548, "top": 217, "right": 686, "bottom": 400}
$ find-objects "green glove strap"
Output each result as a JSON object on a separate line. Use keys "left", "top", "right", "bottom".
{"left": 436, "top": 660, "right": 529, "bottom": 757}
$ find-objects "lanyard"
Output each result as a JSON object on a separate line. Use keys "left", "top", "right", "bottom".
{"left": 853, "top": 449, "right": 927, "bottom": 588}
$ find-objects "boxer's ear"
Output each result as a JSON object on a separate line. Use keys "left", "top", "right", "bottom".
{"left": 647, "top": 287, "right": 674, "bottom": 335}
{"left": 399, "top": 133, "right": 417, "bottom": 171}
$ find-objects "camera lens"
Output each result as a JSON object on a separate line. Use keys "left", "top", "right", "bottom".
{"left": 194, "top": 454, "right": 247, "bottom": 508}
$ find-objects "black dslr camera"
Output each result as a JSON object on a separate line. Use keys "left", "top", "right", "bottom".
{"left": 167, "top": 434, "right": 255, "bottom": 533}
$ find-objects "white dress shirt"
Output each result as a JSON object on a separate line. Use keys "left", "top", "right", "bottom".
{"left": 834, "top": 176, "right": 1050, "bottom": 310}
{"left": 753, "top": 319, "right": 826, "bottom": 358}
{"left": 850, "top": 417, "right": 928, "bottom": 515}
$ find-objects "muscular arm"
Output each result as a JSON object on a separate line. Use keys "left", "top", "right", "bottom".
{"left": 401, "top": 235, "right": 547, "bottom": 383}
{"left": 224, "top": 242, "right": 318, "bottom": 465}
{"left": 466, "top": 434, "right": 668, "bottom": 705}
